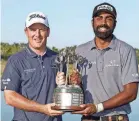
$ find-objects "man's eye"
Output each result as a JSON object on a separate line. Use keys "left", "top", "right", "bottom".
{"left": 30, "top": 28, "right": 36, "bottom": 31}
{"left": 29, "top": 28, "right": 46, "bottom": 31}
{"left": 96, "top": 16, "right": 103, "bottom": 21}
{"left": 106, "top": 17, "right": 114, "bottom": 22}
{"left": 107, "top": 18, "right": 113, "bottom": 21}
{"left": 40, "top": 28, "right": 46, "bottom": 31}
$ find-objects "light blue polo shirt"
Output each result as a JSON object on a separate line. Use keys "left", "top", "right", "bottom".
{"left": 1, "top": 45, "right": 62, "bottom": 121}
{"left": 75, "top": 36, "right": 139, "bottom": 116}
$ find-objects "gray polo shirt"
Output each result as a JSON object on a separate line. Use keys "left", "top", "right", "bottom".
{"left": 1, "top": 45, "right": 62, "bottom": 121}
{"left": 75, "top": 36, "right": 139, "bottom": 116}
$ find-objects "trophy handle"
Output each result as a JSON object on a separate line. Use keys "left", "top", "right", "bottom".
{"left": 59, "top": 64, "right": 64, "bottom": 72}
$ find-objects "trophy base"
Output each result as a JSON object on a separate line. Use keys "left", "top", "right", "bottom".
{"left": 51, "top": 106, "right": 84, "bottom": 112}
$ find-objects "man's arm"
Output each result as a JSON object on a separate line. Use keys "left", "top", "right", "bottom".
{"left": 4, "top": 90, "right": 63, "bottom": 116}
{"left": 103, "top": 82, "right": 138, "bottom": 110}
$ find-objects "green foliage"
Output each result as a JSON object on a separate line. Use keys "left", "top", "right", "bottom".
{"left": 52, "top": 46, "right": 59, "bottom": 53}
{"left": 1, "top": 42, "right": 26, "bottom": 60}
{"left": 0, "top": 42, "right": 139, "bottom": 64}
{"left": 0, "top": 59, "right": 7, "bottom": 77}
{"left": 135, "top": 49, "right": 139, "bottom": 64}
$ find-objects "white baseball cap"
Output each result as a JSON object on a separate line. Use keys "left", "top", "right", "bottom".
{"left": 25, "top": 11, "right": 49, "bottom": 28}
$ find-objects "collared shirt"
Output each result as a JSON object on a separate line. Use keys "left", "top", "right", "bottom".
{"left": 1, "top": 45, "right": 62, "bottom": 121}
{"left": 75, "top": 36, "right": 139, "bottom": 116}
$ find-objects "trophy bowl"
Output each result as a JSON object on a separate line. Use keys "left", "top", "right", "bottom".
{"left": 52, "top": 85, "right": 84, "bottom": 111}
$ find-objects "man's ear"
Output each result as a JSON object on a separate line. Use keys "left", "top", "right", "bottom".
{"left": 24, "top": 28, "right": 28, "bottom": 36}
{"left": 91, "top": 19, "right": 94, "bottom": 28}
{"left": 47, "top": 28, "right": 50, "bottom": 37}
{"left": 24, "top": 27, "right": 27, "bottom": 32}
{"left": 113, "top": 19, "right": 117, "bottom": 29}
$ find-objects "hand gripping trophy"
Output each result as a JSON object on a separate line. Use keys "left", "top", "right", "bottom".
{"left": 52, "top": 48, "right": 85, "bottom": 111}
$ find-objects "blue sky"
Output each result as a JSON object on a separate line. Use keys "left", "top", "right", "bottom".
{"left": 1, "top": 0, "right": 139, "bottom": 49}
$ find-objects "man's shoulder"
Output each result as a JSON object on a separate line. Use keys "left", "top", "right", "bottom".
{"left": 8, "top": 48, "right": 26, "bottom": 61}
{"left": 47, "top": 48, "right": 58, "bottom": 56}
{"left": 115, "top": 38, "right": 135, "bottom": 52}
{"left": 46, "top": 48, "right": 58, "bottom": 61}
{"left": 76, "top": 41, "right": 92, "bottom": 53}
{"left": 4, "top": 49, "right": 27, "bottom": 70}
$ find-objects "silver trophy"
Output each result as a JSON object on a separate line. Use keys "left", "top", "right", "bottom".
{"left": 52, "top": 49, "right": 85, "bottom": 111}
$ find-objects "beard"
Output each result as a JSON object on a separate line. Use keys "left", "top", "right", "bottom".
{"left": 93, "top": 24, "right": 115, "bottom": 40}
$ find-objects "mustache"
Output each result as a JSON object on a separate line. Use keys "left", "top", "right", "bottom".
{"left": 97, "top": 24, "right": 110, "bottom": 30}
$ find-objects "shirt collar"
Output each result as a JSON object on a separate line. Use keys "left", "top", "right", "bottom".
{"left": 26, "top": 44, "right": 47, "bottom": 58}
{"left": 90, "top": 39, "right": 96, "bottom": 50}
{"left": 90, "top": 35, "right": 117, "bottom": 51}
{"left": 107, "top": 35, "right": 117, "bottom": 51}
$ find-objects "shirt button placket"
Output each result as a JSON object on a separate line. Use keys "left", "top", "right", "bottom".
{"left": 97, "top": 50, "right": 104, "bottom": 72}
{"left": 38, "top": 56, "right": 44, "bottom": 72}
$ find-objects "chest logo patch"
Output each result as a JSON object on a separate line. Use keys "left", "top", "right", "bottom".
{"left": 104, "top": 60, "right": 120, "bottom": 68}
{"left": 24, "top": 68, "right": 36, "bottom": 73}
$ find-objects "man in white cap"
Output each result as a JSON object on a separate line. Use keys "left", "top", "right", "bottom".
{"left": 1, "top": 11, "right": 65, "bottom": 121}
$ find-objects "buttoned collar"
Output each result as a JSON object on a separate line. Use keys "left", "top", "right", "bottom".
{"left": 90, "top": 35, "right": 117, "bottom": 51}
{"left": 25, "top": 44, "right": 47, "bottom": 58}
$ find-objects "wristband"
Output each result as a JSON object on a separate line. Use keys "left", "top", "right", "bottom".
{"left": 95, "top": 103, "right": 104, "bottom": 113}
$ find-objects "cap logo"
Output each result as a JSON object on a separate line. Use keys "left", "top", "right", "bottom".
{"left": 29, "top": 14, "right": 46, "bottom": 21}
{"left": 97, "top": 5, "right": 113, "bottom": 12}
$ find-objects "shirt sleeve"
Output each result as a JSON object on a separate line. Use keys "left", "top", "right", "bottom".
{"left": 1, "top": 57, "right": 21, "bottom": 92}
{"left": 121, "top": 48, "right": 139, "bottom": 85}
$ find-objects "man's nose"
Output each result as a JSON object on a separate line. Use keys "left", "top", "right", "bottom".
{"left": 101, "top": 17, "right": 107, "bottom": 25}
{"left": 35, "top": 29, "right": 41, "bottom": 36}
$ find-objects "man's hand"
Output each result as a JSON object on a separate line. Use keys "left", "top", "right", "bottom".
{"left": 42, "top": 103, "right": 64, "bottom": 116}
{"left": 72, "top": 104, "right": 97, "bottom": 116}
{"left": 56, "top": 72, "right": 66, "bottom": 85}
{"left": 69, "top": 69, "right": 81, "bottom": 85}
